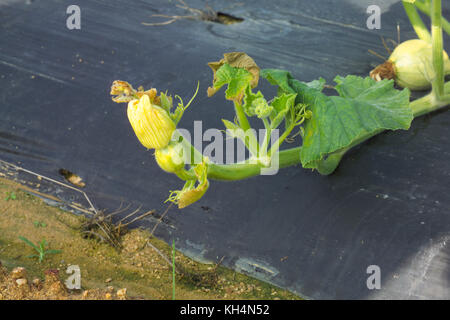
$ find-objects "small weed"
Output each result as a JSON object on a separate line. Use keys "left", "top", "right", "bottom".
{"left": 18, "top": 236, "right": 61, "bottom": 263}
{"left": 4, "top": 191, "right": 16, "bottom": 201}
{"left": 33, "top": 221, "right": 47, "bottom": 228}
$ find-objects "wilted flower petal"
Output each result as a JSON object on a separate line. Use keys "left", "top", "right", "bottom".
{"left": 167, "top": 161, "right": 209, "bottom": 209}
{"left": 111, "top": 80, "right": 137, "bottom": 103}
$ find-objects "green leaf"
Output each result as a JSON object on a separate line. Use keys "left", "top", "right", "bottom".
{"left": 207, "top": 52, "right": 260, "bottom": 97}
{"left": 261, "top": 69, "right": 413, "bottom": 170}
{"left": 5, "top": 191, "right": 16, "bottom": 201}
{"left": 159, "top": 92, "right": 173, "bottom": 113}
{"left": 270, "top": 93, "right": 297, "bottom": 129}
{"left": 305, "top": 78, "right": 326, "bottom": 91}
{"left": 40, "top": 239, "right": 48, "bottom": 249}
{"left": 261, "top": 69, "right": 325, "bottom": 96}
{"left": 211, "top": 64, "right": 253, "bottom": 101}
{"left": 33, "top": 221, "right": 46, "bottom": 228}
{"left": 300, "top": 75, "right": 412, "bottom": 169}
{"left": 271, "top": 93, "right": 297, "bottom": 115}
{"left": 261, "top": 69, "right": 297, "bottom": 95}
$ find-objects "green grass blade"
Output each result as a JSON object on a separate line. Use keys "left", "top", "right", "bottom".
{"left": 172, "top": 239, "right": 176, "bottom": 300}
{"left": 18, "top": 236, "right": 40, "bottom": 252}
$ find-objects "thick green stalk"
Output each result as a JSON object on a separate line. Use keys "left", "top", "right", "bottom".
{"left": 234, "top": 101, "right": 251, "bottom": 131}
{"left": 259, "top": 118, "right": 271, "bottom": 157}
{"left": 403, "top": 1, "right": 432, "bottom": 42}
{"left": 175, "top": 169, "right": 195, "bottom": 181}
{"left": 431, "top": 0, "right": 445, "bottom": 97}
{"left": 207, "top": 148, "right": 301, "bottom": 180}
{"left": 234, "top": 100, "right": 260, "bottom": 155}
{"left": 411, "top": 80, "right": 450, "bottom": 116}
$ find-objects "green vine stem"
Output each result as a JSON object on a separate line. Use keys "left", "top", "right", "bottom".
{"left": 206, "top": 147, "right": 301, "bottom": 180}
{"left": 234, "top": 100, "right": 260, "bottom": 155}
{"left": 431, "top": 0, "right": 445, "bottom": 97}
{"left": 234, "top": 100, "right": 251, "bottom": 132}
{"left": 415, "top": 0, "right": 450, "bottom": 36}
{"left": 259, "top": 118, "right": 271, "bottom": 157}
{"left": 403, "top": 1, "right": 432, "bottom": 42}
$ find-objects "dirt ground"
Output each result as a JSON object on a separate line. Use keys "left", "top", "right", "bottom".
{"left": 0, "top": 177, "right": 299, "bottom": 300}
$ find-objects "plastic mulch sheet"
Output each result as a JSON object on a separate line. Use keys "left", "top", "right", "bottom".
{"left": 1, "top": 0, "right": 449, "bottom": 299}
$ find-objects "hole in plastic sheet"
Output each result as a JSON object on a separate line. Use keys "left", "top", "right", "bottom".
{"left": 58, "top": 169, "right": 86, "bottom": 188}
{"left": 209, "top": 12, "right": 244, "bottom": 25}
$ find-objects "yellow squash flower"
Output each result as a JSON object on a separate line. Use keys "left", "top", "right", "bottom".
{"left": 127, "top": 94, "right": 175, "bottom": 150}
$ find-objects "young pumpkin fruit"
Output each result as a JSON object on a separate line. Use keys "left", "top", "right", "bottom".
{"left": 154, "top": 142, "right": 185, "bottom": 174}
{"left": 370, "top": 39, "right": 450, "bottom": 90}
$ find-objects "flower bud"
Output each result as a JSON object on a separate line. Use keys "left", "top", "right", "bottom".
{"left": 127, "top": 94, "right": 176, "bottom": 150}
{"left": 251, "top": 97, "right": 273, "bottom": 119}
{"left": 154, "top": 143, "right": 185, "bottom": 173}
